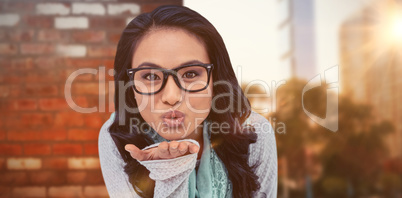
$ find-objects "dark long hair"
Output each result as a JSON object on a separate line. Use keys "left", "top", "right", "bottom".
{"left": 109, "top": 5, "right": 260, "bottom": 198}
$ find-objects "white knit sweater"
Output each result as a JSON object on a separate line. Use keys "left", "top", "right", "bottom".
{"left": 98, "top": 111, "right": 278, "bottom": 198}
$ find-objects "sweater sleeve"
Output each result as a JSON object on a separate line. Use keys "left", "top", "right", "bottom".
{"left": 98, "top": 117, "right": 198, "bottom": 198}
{"left": 98, "top": 118, "right": 140, "bottom": 198}
{"left": 247, "top": 112, "right": 278, "bottom": 198}
{"left": 137, "top": 140, "right": 199, "bottom": 198}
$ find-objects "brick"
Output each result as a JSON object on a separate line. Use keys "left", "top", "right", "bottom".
{"left": 0, "top": 144, "right": 22, "bottom": 155}
{"left": 0, "top": 30, "right": 5, "bottom": 40}
{"left": 65, "top": 58, "right": 105, "bottom": 68}
{"left": 34, "top": 57, "right": 66, "bottom": 69}
{"left": 87, "top": 45, "right": 116, "bottom": 57}
{"left": 64, "top": 69, "right": 94, "bottom": 81}
{"left": 24, "top": 84, "right": 58, "bottom": 96}
{"left": 7, "top": 158, "right": 41, "bottom": 170}
{"left": 48, "top": 186, "right": 82, "bottom": 197}
{"left": 142, "top": 3, "right": 165, "bottom": 13}
{"left": 6, "top": 131, "right": 35, "bottom": 142}
{"left": 12, "top": 186, "right": 46, "bottom": 197}
{"left": 29, "top": 171, "right": 65, "bottom": 185}
{"left": 0, "top": 74, "right": 20, "bottom": 84}
{"left": 37, "top": 30, "right": 65, "bottom": 42}
{"left": 54, "top": 111, "right": 84, "bottom": 127}
{"left": 56, "top": 44, "right": 86, "bottom": 57}
{"left": 72, "top": 3, "right": 105, "bottom": 15}
{"left": 20, "top": 43, "right": 54, "bottom": 55}
{"left": 84, "top": 185, "right": 108, "bottom": 197}
{"left": 10, "top": 99, "right": 38, "bottom": 111}
{"left": 90, "top": 18, "right": 125, "bottom": 29}
{"left": 0, "top": 186, "right": 11, "bottom": 197}
{"left": 25, "top": 16, "right": 53, "bottom": 28}
{"left": 0, "top": 43, "right": 18, "bottom": 55}
{"left": 0, "top": 85, "right": 9, "bottom": 98}
{"left": 3, "top": 2, "right": 35, "bottom": 12}
{"left": 66, "top": 171, "right": 86, "bottom": 184}
{"left": 24, "top": 143, "right": 51, "bottom": 156}
{"left": 0, "top": 158, "right": 5, "bottom": 170}
{"left": 86, "top": 170, "right": 104, "bottom": 184}
{"left": 25, "top": 71, "right": 65, "bottom": 83}
{"left": 43, "top": 157, "right": 67, "bottom": 170}
{"left": 1, "top": 58, "right": 34, "bottom": 71}
{"left": 55, "top": 17, "right": 88, "bottom": 29}
{"left": 7, "top": 30, "right": 35, "bottom": 42}
{"left": 71, "top": 30, "right": 105, "bottom": 43}
{"left": 67, "top": 96, "right": 92, "bottom": 113}
{"left": 84, "top": 113, "right": 104, "bottom": 129}
{"left": 84, "top": 143, "right": 98, "bottom": 155}
{"left": 36, "top": 3, "right": 70, "bottom": 15}
{"left": 41, "top": 128, "right": 67, "bottom": 141}
{"left": 68, "top": 157, "right": 100, "bottom": 169}
{"left": 72, "top": 83, "right": 100, "bottom": 95}
{"left": 81, "top": 97, "right": 101, "bottom": 112}
{"left": 39, "top": 98, "right": 69, "bottom": 111}
{"left": 65, "top": 96, "right": 91, "bottom": 111}
{"left": 0, "top": 14, "right": 20, "bottom": 27}
{"left": 0, "top": 129, "right": 4, "bottom": 141}
{"left": 96, "top": 68, "right": 115, "bottom": 81}
{"left": 53, "top": 143, "right": 82, "bottom": 155}
{"left": 0, "top": 172, "right": 28, "bottom": 185}
{"left": 68, "top": 129, "right": 99, "bottom": 141}
{"left": 107, "top": 3, "right": 140, "bottom": 15}
{"left": 20, "top": 113, "right": 53, "bottom": 127}
{"left": 108, "top": 32, "right": 121, "bottom": 44}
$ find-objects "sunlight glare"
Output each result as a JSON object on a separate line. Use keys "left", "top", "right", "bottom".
{"left": 390, "top": 13, "right": 402, "bottom": 41}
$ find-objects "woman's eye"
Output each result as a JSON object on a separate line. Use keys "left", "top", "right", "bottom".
{"left": 183, "top": 71, "right": 198, "bottom": 79}
{"left": 143, "top": 73, "right": 161, "bottom": 81}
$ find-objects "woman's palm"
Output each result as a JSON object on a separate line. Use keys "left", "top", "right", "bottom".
{"left": 125, "top": 141, "right": 199, "bottom": 161}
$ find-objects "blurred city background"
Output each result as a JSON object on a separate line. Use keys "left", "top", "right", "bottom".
{"left": 0, "top": 0, "right": 401, "bottom": 197}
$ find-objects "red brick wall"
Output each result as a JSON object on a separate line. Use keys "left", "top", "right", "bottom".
{"left": 0, "top": 1, "right": 182, "bottom": 197}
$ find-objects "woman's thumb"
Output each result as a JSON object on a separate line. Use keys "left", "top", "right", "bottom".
{"left": 125, "top": 144, "right": 144, "bottom": 161}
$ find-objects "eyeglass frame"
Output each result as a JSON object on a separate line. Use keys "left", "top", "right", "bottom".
{"left": 126, "top": 63, "right": 214, "bottom": 95}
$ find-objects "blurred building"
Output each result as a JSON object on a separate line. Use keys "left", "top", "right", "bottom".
{"left": 340, "top": 0, "right": 402, "bottom": 158}
{"left": 276, "top": 0, "right": 316, "bottom": 80}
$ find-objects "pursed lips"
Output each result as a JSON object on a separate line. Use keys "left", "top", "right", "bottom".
{"left": 161, "top": 110, "right": 185, "bottom": 127}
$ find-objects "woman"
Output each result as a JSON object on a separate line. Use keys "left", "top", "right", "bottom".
{"left": 98, "top": 5, "right": 277, "bottom": 198}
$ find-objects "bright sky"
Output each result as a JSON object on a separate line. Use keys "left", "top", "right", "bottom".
{"left": 184, "top": 0, "right": 374, "bottom": 84}
{"left": 314, "top": 0, "right": 374, "bottom": 74}
{"left": 184, "top": 0, "right": 279, "bottom": 84}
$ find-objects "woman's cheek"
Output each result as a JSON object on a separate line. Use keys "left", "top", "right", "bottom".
{"left": 135, "top": 94, "right": 148, "bottom": 112}
{"left": 186, "top": 95, "right": 212, "bottom": 113}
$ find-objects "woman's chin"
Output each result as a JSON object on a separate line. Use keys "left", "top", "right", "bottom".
{"left": 156, "top": 130, "right": 190, "bottom": 141}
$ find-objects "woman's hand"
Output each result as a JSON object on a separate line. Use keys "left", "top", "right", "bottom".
{"left": 125, "top": 141, "right": 200, "bottom": 161}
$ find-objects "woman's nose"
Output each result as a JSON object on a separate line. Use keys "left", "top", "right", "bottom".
{"left": 161, "top": 75, "right": 182, "bottom": 106}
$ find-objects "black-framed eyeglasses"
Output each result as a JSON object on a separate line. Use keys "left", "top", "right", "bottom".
{"left": 126, "top": 63, "right": 214, "bottom": 95}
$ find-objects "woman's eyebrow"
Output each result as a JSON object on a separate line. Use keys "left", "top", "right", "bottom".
{"left": 137, "top": 62, "right": 161, "bottom": 68}
{"left": 136, "top": 60, "right": 205, "bottom": 69}
{"left": 179, "top": 60, "right": 204, "bottom": 66}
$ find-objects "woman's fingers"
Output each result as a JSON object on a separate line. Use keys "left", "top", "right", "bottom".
{"left": 189, "top": 143, "right": 200, "bottom": 154}
{"left": 169, "top": 141, "right": 180, "bottom": 157}
{"left": 157, "top": 141, "right": 169, "bottom": 159}
{"left": 178, "top": 141, "right": 189, "bottom": 155}
{"left": 125, "top": 144, "right": 145, "bottom": 161}
{"left": 126, "top": 141, "right": 200, "bottom": 161}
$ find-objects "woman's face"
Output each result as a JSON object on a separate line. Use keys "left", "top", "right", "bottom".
{"left": 131, "top": 28, "right": 213, "bottom": 141}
